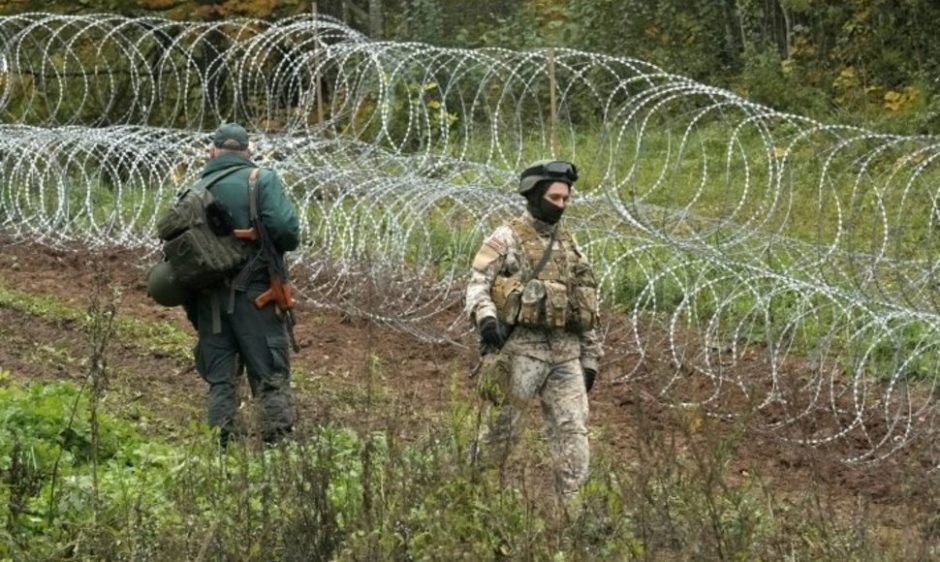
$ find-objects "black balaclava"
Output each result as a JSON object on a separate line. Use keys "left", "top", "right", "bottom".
{"left": 525, "top": 180, "right": 569, "bottom": 225}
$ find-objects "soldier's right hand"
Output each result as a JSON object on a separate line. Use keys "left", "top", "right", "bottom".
{"left": 479, "top": 316, "right": 508, "bottom": 349}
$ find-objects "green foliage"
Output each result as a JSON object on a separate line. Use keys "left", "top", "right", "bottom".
{"left": 392, "top": 0, "right": 445, "bottom": 45}
{"left": 0, "top": 380, "right": 180, "bottom": 559}
{"left": 382, "top": 0, "right": 940, "bottom": 134}
{"left": 738, "top": 47, "right": 828, "bottom": 115}
{"left": 8, "top": 1, "right": 939, "bottom": 132}
{"left": 0, "top": 0, "right": 311, "bottom": 20}
{"left": 0, "top": 362, "right": 934, "bottom": 560}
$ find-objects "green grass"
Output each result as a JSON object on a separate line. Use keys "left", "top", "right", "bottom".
{"left": 0, "top": 280, "right": 193, "bottom": 362}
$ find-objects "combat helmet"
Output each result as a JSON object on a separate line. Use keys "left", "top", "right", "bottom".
{"left": 146, "top": 260, "right": 188, "bottom": 307}
{"left": 518, "top": 160, "right": 579, "bottom": 194}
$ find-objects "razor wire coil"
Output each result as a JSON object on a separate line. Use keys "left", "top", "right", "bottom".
{"left": 0, "top": 13, "right": 937, "bottom": 467}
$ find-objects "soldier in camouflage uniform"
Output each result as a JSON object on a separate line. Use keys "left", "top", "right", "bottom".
{"left": 188, "top": 123, "right": 300, "bottom": 446}
{"left": 465, "top": 160, "right": 603, "bottom": 497}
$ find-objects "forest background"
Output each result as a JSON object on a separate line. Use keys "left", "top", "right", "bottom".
{"left": 3, "top": 0, "right": 938, "bottom": 134}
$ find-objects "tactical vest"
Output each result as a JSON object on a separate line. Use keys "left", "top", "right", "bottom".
{"left": 490, "top": 217, "right": 598, "bottom": 333}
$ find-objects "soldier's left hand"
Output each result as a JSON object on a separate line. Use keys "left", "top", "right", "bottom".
{"left": 478, "top": 316, "right": 509, "bottom": 350}
{"left": 583, "top": 368, "right": 597, "bottom": 393}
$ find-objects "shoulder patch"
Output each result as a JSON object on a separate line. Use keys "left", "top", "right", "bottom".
{"left": 472, "top": 243, "right": 501, "bottom": 271}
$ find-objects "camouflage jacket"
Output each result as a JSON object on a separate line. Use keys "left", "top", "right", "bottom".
{"left": 465, "top": 211, "right": 603, "bottom": 372}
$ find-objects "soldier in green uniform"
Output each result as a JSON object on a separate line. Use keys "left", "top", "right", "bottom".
{"left": 163, "top": 123, "right": 300, "bottom": 445}
{"left": 466, "top": 160, "right": 603, "bottom": 498}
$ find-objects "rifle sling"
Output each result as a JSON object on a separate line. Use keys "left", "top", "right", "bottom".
{"left": 227, "top": 168, "right": 263, "bottom": 314}
{"left": 527, "top": 227, "right": 556, "bottom": 283}
{"left": 242, "top": 170, "right": 290, "bottom": 293}
{"left": 248, "top": 168, "right": 260, "bottom": 225}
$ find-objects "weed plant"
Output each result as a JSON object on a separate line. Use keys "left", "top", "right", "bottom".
{"left": 1, "top": 370, "right": 937, "bottom": 561}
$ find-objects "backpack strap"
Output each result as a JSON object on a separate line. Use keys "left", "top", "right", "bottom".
{"left": 192, "top": 164, "right": 251, "bottom": 193}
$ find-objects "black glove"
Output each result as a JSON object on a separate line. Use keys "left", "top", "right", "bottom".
{"left": 478, "top": 317, "right": 508, "bottom": 350}
{"left": 583, "top": 368, "right": 597, "bottom": 393}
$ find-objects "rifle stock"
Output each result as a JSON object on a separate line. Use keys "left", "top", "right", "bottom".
{"left": 254, "top": 275, "right": 294, "bottom": 310}
{"left": 233, "top": 227, "right": 258, "bottom": 241}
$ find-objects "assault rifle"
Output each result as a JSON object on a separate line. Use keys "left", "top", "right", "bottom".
{"left": 233, "top": 169, "right": 300, "bottom": 352}
{"left": 234, "top": 223, "right": 300, "bottom": 352}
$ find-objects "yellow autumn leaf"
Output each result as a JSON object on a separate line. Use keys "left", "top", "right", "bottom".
{"left": 883, "top": 90, "right": 904, "bottom": 112}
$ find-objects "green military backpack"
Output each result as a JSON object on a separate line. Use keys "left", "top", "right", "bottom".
{"left": 155, "top": 166, "right": 256, "bottom": 290}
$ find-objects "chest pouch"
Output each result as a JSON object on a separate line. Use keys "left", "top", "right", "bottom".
{"left": 518, "top": 279, "right": 546, "bottom": 326}
{"left": 543, "top": 280, "right": 568, "bottom": 329}
{"left": 567, "top": 286, "right": 597, "bottom": 332}
{"left": 492, "top": 275, "right": 522, "bottom": 326}
{"left": 515, "top": 279, "right": 569, "bottom": 330}
{"left": 565, "top": 260, "right": 597, "bottom": 332}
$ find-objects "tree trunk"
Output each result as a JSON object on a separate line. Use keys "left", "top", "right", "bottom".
{"left": 369, "top": 0, "right": 383, "bottom": 38}
{"left": 778, "top": 0, "right": 791, "bottom": 59}
{"left": 722, "top": 0, "right": 744, "bottom": 69}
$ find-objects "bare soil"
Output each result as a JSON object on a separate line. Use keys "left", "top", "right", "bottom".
{"left": 0, "top": 237, "right": 936, "bottom": 547}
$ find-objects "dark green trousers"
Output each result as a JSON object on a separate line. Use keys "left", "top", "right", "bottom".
{"left": 193, "top": 283, "right": 293, "bottom": 442}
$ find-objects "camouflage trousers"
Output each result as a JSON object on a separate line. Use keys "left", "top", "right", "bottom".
{"left": 193, "top": 285, "right": 293, "bottom": 444}
{"left": 477, "top": 354, "right": 589, "bottom": 496}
